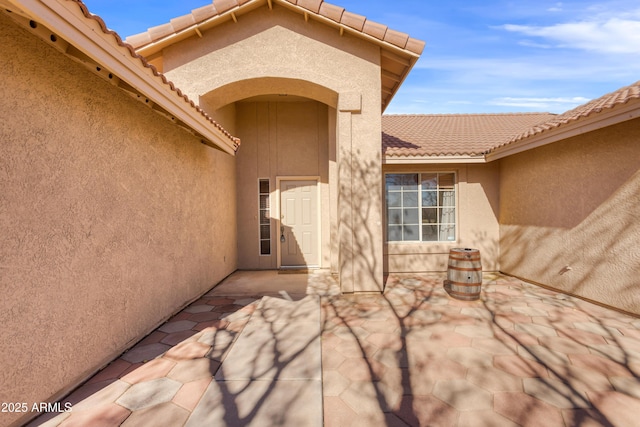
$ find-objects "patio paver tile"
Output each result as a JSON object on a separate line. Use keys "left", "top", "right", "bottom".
{"left": 157, "top": 320, "right": 197, "bottom": 334}
{"left": 393, "top": 395, "right": 458, "bottom": 427}
{"left": 172, "top": 377, "right": 213, "bottom": 411}
{"left": 523, "top": 377, "right": 591, "bottom": 409}
{"left": 466, "top": 366, "right": 523, "bottom": 392}
{"left": 458, "top": 409, "right": 519, "bottom": 427}
{"left": 588, "top": 390, "right": 640, "bottom": 427}
{"left": 120, "top": 343, "right": 172, "bottom": 364}
{"left": 432, "top": 379, "right": 493, "bottom": 411}
{"left": 494, "top": 392, "right": 564, "bottom": 426}
{"left": 160, "top": 329, "right": 199, "bottom": 346}
{"left": 167, "top": 358, "right": 220, "bottom": 383}
{"left": 115, "top": 378, "right": 182, "bottom": 411}
{"left": 610, "top": 376, "right": 640, "bottom": 399}
{"left": 120, "top": 402, "right": 189, "bottom": 427}
{"left": 58, "top": 403, "right": 131, "bottom": 427}
{"left": 164, "top": 341, "right": 211, "bottom": 361}
{"left": 120, "top": 358, "right": 176, "bottom": 384}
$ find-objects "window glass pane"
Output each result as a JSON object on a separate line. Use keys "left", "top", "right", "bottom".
{"left": 260, "top": 194, "right": 270, "bottom": 209}
{"left": 403, "top": 208, "right": 419, "bottom": 224}
{"left": 388, "top": 225, "right": 402, "bottom": 241}
{"left": 403, "top": 225, "right": 420, "bottom": 240}
{"left": 421, "top": 174, "right": 437, "bottom": 189}
{"left": 439, "top": 173, "right": 455, "bottom": 189}
{"left": 403, "top": 191, "right": 418, "bottom": 207}
{"left": 387, "top": 192, "right": 401, "bottom": 208}
{"left": 402, "top": 174, "right": 419, "bottom": 189}
{"left": 439, "top": 224, "right": 456, "bottom": 241}
{"left": 259, "top": 210, "right": 270, "bottom": 224}
{"left": 259, "top": 180, "right": 269, "bottom": 194}
{"left": 439, "top": 191, "right": 455, "bottom": 207}
{"left": 422, "top": 191, "right": 437, "bottom": 207}
{"left": 260, "top": 225, "right": 270, "bottom": 238}
{"left": 422, "top": 208, "right": 437, "bottom": 223}
{"left": 260, "top": 240, "right": 270, "bottom": 255}
{"left": 440, "top": 207, "right": 455, "bottom": 224}
{"left": 388, "top": 208, "right": 403, "bottom": 225}
{"left": 386, "top": 174, "right": 405, "bottom": 191}
{"left": 422, "top": 225, "right": 438, "bottom": 241}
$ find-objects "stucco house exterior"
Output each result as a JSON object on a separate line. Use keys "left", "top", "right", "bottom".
{"left": 1, "top": 0, "right": 638, "bottom": 425}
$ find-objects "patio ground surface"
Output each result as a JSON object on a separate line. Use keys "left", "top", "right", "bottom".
{"left": 29, "top": 271, "right": 640, "bottom": 426}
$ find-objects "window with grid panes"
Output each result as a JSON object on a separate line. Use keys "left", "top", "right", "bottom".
{"left": 258, "top": 179, "right": 271, "bottom": 255}
{"left": 385, "top": 173, "right": 456, "bottom": 242}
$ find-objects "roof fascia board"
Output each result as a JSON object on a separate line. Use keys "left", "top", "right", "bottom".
{"left": 135, "top": 0, "right": 264, "bottom": 58}
{"left": 12, "top": 0, "right": 237, "bottom": 155}
{"left": 486, "top": 99, "right": 640, "bottom": 162}
{"left": 274, "top": 0, "right": 421, "bottom": 59}
{"left": 135, "top": 0, "right": 421, "bottom": 62}
{"left": 383, "top": 155, "right": 487, "bottom": 164}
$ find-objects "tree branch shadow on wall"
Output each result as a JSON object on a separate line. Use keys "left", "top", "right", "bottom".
{"left": 499, "top": 167, "right": 640, "bottom": 315}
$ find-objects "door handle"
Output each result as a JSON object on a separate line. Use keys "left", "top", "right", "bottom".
{"left": 280, "top": 226, "right": 285, "bottom": 242}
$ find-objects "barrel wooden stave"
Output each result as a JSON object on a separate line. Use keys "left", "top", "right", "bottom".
{"left": 444, "top": 248, "right": 482, "bottom": 301}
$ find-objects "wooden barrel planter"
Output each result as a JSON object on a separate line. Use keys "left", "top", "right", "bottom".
{"left": 443, "top": 248, "right": 482, "bottom": 301}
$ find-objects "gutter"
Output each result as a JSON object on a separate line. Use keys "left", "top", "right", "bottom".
{"left": 383, "top": 154, "right": 487, "bottom": 164}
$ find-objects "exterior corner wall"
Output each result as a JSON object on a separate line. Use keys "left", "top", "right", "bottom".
{"left": 383, "top": 162, "right": 501, "bottom": 273}
{"left": 0, "top": 15, "right": 237, "bottom": 425}
{"left": 499, "top": 118, "right": 640, "bottom": 315}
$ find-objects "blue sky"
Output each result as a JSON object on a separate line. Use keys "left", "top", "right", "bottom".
{"left": 82, "top": 0, "right": 640, "bottom": 114}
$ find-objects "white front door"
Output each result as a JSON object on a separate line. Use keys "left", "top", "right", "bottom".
{"left": 280, "top": 180, "right": 319, "bottom": 267}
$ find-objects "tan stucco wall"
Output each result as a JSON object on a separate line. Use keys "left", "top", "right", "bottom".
{"left": 383, "top": 163, "right": 501, "bottom": 273}
{"left": 499, "top": 118, "right": 640, "bottom": 315}
{"left": 234, "top": 100, "right": 331, "bottom": 269}
{"left": 162, "top": 5, "right": 384, "bottom": 292}
{"left": 0, "top": 14, "right": 237, "bottom": 426}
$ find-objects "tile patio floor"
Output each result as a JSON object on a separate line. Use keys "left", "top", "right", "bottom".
{"left": 29, "top": 271, "right": 640, "bottom": 426}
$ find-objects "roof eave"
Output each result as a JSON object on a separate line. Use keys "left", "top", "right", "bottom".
{"left": 485, "top": 99, "right": 640, "bottom": 162}
{"left": 383, "top": 154, "right": 487, "bottom": 164}
{"left": 10, "top": 0, "right": 238, "bottom": 155}
{"left": 130, "top": 0, "right": 424, "bottom": 112}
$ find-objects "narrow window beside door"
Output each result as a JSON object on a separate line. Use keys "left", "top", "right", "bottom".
{"left": 259, "top": 179, "right": 271, "bottom": 255}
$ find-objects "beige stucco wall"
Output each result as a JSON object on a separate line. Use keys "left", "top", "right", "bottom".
{"left": 234, "top": 100, "right": 331, "bottom": 269}
{"left": 499, "top": 118, "right": 640, "bottom": 315}
{"left": 0, "top": 14, "right": 237, "bottom": 426}
{"left": 162, "top": 5, "right": 384, "bottom": 292}
{"left": 383, "top": 163, "right": 501, "bottom": 273}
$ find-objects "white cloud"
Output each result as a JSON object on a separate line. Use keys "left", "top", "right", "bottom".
{"left": 501, "top": 14, "right": 640, "bottom": 54}
{"left": 489, "top": 96, "right": 590, "bottom": 110}
{"left": 547, "top": 2, "right": 563, "bottom": 12}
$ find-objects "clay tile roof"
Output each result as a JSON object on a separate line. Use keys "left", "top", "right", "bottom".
{"left": 67, "top": 0, "right": 239, "bottom": 150}
{"left": 383, "top": 113, "right": 556, "bottom": 157}
{"left": 126, "top": 0, "right": 425, "bottom": 56}
{"left": 494, "top": 80, "right": 640, "bottom": 152}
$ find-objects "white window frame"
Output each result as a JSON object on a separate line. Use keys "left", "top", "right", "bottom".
{"left": 384, "top": 172, "right": 458, "bottom": 243}
{"left": 258, "top": 178, "right": 271, "bottom": 256}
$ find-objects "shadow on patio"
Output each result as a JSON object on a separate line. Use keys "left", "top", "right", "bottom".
{"left": 321, "top": 273, "right": 640, "bottom": 426}
{"left": 28, "top": 272, "right": 640, "bottom": 426}
{"left": 28, "top": 270, "right": 335, "bottom": 427}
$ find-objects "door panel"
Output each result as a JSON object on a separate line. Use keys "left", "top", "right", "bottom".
{"left": 280, "top": 180, "right": 318, "bottom": 267}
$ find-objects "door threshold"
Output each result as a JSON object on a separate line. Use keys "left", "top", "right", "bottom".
{"left": 278, "top": 267, "right": 318, "bottom": 274}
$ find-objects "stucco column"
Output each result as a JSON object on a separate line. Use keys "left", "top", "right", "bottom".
{"left": 337, "top": 92, "right": 383, "bottom": 293}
